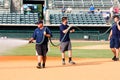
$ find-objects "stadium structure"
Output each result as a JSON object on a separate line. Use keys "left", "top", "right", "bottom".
{"left": 0, "top": 0, "right": 120, "bottom": 40}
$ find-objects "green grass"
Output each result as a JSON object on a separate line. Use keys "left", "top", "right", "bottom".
{"left": 2, "top": 44, "right": 35, "bottom": 56}
{"left": 72, "top": 49, "right": 112, "bottom": 58}
{"left": 71, "top": 41, "right": 109, "bottom": 47}
{"left": 1, "top": 41, "right": 114, "bottom": 58}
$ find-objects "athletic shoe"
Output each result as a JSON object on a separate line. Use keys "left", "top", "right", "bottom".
{"left": 42, "top": 66, "right": 45, "bottom": 68}
{"left": 112, "top": 56, "right": 116, "bottom": 60}
{"left": 69, "top": 61, "right": 75, "bottom": 64}
{"left": 36, "top": 65, "right": 41, "bottom": 69}
{"left": 62, "top": 61, "right": 66, "bottom": 65}
{"left": 42, "top": 64, "right": 45, "bottom": 68}
{"left": 114, "top": 58, "right": 119, "bottom": 61}
{"left": 36, "top": 63, "right": 41, "bottom": 69}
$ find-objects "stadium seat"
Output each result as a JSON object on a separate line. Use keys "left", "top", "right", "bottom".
{"left": 0, "top": 13, "right": 38, "bottom": 24}
{"left": 51, "top": 0, "right": 114, "bottom": 9}
{"left": 49, "top": 13, "right": 107, "bottom": 25}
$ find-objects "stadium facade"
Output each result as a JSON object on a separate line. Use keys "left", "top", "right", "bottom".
{"left": 0, "top": 0, "right": 120, "bottom": 40}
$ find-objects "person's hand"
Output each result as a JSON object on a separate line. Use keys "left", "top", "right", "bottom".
{"left": 70, "top": 29, "right": 75, "bottom": 33}
{"left": 28, "top": 38, "right": 34, "bottom": 43}
{"left": 29, "top": 40, "right": 33, "bottom": 43}
{"left": 72, "top": 29, "right": 75, "bottom": 32}
{"left": 44, "top": 31, "right": 46, "bottom": 36}
{"left": 66, "top": 24, "right": 73, "bottom": 31}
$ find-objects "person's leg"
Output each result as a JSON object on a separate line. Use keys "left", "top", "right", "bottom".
{"left": 111, "top": 48, "right": 116, "bottom": 56}
{"left": 111, "top": 48, "right": 116, "bottom": 60}
{"left": 68, "top": 50, "right": 72, "bottom": 61}
{"left": 43, "top": 56, "right": 47, "bottom": 68}
{"left": 68, "top": 41, "right": 75, "bottom": 64}
{"left": 112, "top": 48, "right": 119, "bottom": 61}
{"left": 36, "top": 44, "right": 43, "bottom": 68}
{"left": 115, "top": 48, "right": 119, "bottom": 59}
{"left": 110, "top": 38, "right": 116, "bottom": 60}
{"left": 42, "top": 44, "right": 48, "bottom": 68}
{"left": 113, "top": 39, "right": 119, "bottom": 61}
{"left": 37, "top": 55, "right": 43, "bottom": 68}
{"left": 60, "top": 42, "right": 67, "bottom": 65}
{"left": 68, "top": 50, "right": 75, "bottom": 64}
{"left": 62, "top": 52, "right": 66, "bottom": 65}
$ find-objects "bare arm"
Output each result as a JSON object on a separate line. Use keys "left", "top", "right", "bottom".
{"left": 29, "top": 38, "right": 34, "bottom": 43}
{"left": 63, "top": 27, "right": 71, "bottom": 33}
{"left": 108, "top": 30, "right": 112, "bottom": 40}
{"left": 117, "top": 21, "right": 120, "bottom": 30}
{"left": 70, "top": 29, "right": 75, "bottom": 33}
{"left": 44, "top": 31, "right": 51, "bottom": 38}
{"left": 63, "top": 24, "right": 74, "bottom": 33}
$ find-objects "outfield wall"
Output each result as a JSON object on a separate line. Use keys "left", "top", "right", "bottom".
{"left": 0, "top": 25, "right": 110, "bottom": 40}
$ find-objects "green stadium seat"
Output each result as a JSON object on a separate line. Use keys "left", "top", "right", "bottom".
{"left": 50, "top": 0, "right": 114, "bottom": 9}
{"left": 0, "top": 13, "right": 38, "bottom": 24}
{"left": 50, "top": 13, "right": 107, "bottom": 25}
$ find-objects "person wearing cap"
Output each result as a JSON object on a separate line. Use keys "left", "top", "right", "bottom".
{"left": 108, "top": 15, "right": 120, "bottom": 61}
{"left": 59, "top": 17, "right": 75, "bottom": 65}
{"left": 29, "top": 20, "right": 52, "bottom": 69}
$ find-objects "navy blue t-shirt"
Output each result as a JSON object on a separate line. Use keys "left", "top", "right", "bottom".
{"left": 32, "top": 27, "right": 52, "bottom": 44}
{"left": 111, "top": 23, "right": 120, "bottom": 39}
{"left": 59, "top": 24, "right": 70, "bottom": 42}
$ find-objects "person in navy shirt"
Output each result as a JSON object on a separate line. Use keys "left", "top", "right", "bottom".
{"left": 59, "top": 17, "right": 75, "bottom": 65}
{"left": 29, "top": 20, "right": 52, "bottom": 68}
{"left": 108, "top": 15, "right": 120, "bottom": 61}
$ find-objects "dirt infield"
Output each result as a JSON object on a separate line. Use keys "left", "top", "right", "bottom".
{"left": 0, "top": 56, "right": 120, "bottom": 80}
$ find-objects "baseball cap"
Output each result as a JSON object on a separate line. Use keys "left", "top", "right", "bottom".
{"left": 36, "top": 20, "right": 43, "bottom": 24}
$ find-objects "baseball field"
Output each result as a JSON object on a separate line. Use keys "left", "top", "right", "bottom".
{"left": 0, "top": 39, "right": 120, "bottom": 80}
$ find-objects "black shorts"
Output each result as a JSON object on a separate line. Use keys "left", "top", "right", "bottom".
{"left": 110, "top": 38, "right": 120, "bottom": 49}
{"left": 60, "top": 41, "right": 72, "bottom": 53}
{"left": 35, "top": 44, "right": 48, "bottom": 56}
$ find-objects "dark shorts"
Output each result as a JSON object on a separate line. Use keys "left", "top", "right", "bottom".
{"left": 60, "top": 41, "right": 71, "bottom": 53}
{"left": 35, "top": 44, "right": 48, "bottom": 56}
{"left": 110, "top": 38, "right": 120, "bottom": 49}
